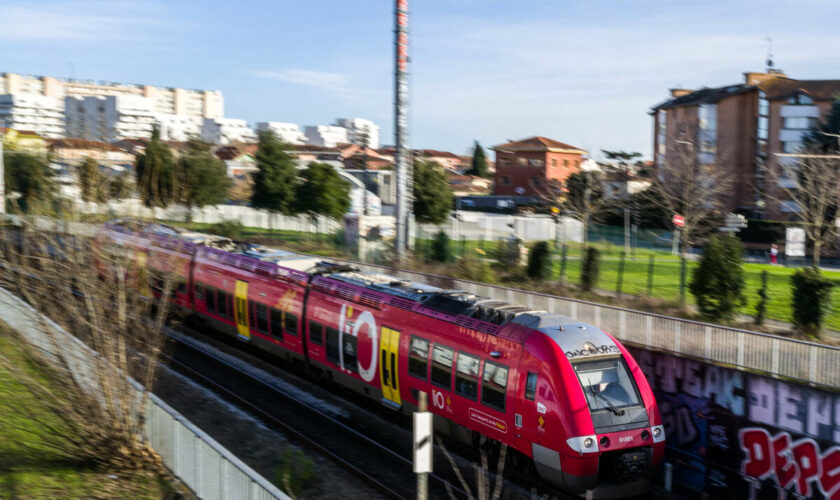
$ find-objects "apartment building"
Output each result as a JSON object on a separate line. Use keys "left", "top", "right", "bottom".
{"left": 0, "top": 71, "right": 224, "bottom": 141}
{"left": 255, "top": 122, "right": 308, "bottom": 145}
{"left": 201, "top": 118, "right": 257, "bottom": 145}
{"left": 492, "top": 136, "right": 587, "bottom": 196}
{"left": 65, "top": 95, "right": 158, "bottom": 142}
{"left": 0, "top": 93, "right": 64, "bottom": 138}
{"left": 304, "top": 125, "right": 349, "bottom": 148}
{"left": 335, "top": 118, "right": 380, "bottom": 149}
{"left": 651, "top": 70, "right": 840, "bottom": 218}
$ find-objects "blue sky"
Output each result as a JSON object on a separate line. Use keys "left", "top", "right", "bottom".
{"left": 1, "top": 0, "right": 839, "bottom": 159}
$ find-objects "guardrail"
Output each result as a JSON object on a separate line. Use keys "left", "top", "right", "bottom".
{"left": 340, "top": 260, "right": 840, "bottom": 389}
{"left": 0, "top": 287, "right": 290, "bottom": 500}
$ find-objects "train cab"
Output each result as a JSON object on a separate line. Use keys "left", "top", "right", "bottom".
{"left": 512, "top": 312, "right": 665, "bottom": 495}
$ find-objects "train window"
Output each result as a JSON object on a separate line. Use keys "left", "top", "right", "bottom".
{"left": 206, "top": 288, "right": 217, "bottom": 313}
{"left": 430, "top": 344, "right": 454, "bottom": 390}
{"left": 525, "top": 372, "right": 538, "bottom": 401}
{"left": 482, "top": 361, "right": 509, "bottom": 412}
{"left": 270, "top": 308, "right": 284, "bottom": 341}
{"left": 255, "top": 302, "right": 269, "bottom": 334}
{"left": 408, "top": 336, "right": 429, "bottom": 380}
{"left": 176, "top": 280, "right": 187, "bottom": 295}
{"left": 326, "top": 327, "right": 340, "bottom": 365}
{"left": 218, "top": 291, "right": 230, "bottom": 318}
{"left": 343, "top": 335, "right": 357, "bottom": 373}
{"left": 285, "top": 313, "right": 298, "bottom": 336}
{"left": 455, "top": 352, "right": 480, "bottom": 400}
{"left": 309, "top": 321, "right": 324, "bottom": 345}
{"left": 195, "top": 284, "right": 204, "bottom": 301}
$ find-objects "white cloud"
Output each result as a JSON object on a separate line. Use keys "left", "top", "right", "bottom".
{"left": 248, "top": 69, "right": 350, "bottom": 92}
{"left": 0, "top": 1, "right": 168, "bottom": 42}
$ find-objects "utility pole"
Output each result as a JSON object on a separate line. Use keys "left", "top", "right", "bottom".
{"left": 0, "top": 121, "right": 5, "bottom": 215}
{"left": 393, "top": 0, "right": 411, "bottom": 260}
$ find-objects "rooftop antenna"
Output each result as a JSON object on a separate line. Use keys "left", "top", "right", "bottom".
{"left": 766, "top": 37, "right": 774, "bottom": 71}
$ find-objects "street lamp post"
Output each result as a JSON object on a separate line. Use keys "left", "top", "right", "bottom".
{"left": 0, "top": 121, "right": 5, "bottom": 215}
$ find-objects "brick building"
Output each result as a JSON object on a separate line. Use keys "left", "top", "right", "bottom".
{"left": 491, "top": 136, "right": 587, "bottom": 196}
{"left": 651, "top": 70, "right": 840, "bottom": 218}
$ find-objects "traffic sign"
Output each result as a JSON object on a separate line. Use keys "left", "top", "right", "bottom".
{"left": 672, "top": 214, "right": 685, "bottom": 228}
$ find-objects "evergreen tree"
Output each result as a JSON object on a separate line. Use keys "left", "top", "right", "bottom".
{"left": 689, "top": 234, "right": 746, "bottom": 320}
{"left": 135, "top": 127, "right": 176, "bottom": 208}
{"left": 178, "top": 138, "right": 232, "bottom": 216}
{"left": 468, "top": 141, "right": 490, "bottom": 178}
{"left": 803, "top": 97, "right": 840, "bottom": 153}
{"left": 791, "top": 266, "right": 834, "bottom": 337}
{"left": 79, "top": 157, "right": 106, "bottom": 203}
{"left": 4, "top": 151, "right": 55, "bottom": 213}
{"left": 251, "top": 130, "right": 299, "bottom": 216}
{"left": 295, "top": 162, "right": 351, "bottom": 220}
{"left": 108, "top": 171, "right": 133, "bottom": 200}
{"left": 413, "top": 160, "right": 453, "bottom": 225}
{"left": 526, "top": 241, "right": 552, "bottom": 281}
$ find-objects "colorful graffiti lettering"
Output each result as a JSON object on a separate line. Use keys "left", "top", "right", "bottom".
{"left": 740, "top": 428, "right": 840, "bottom": 499}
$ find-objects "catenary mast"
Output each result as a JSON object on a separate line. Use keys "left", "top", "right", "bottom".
{"left": 394, "top": 0, "right": 411, "bottom": 259}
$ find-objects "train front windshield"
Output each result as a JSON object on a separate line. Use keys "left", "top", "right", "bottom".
{"left": 574, "top": 357, "right": 641, "bottom": 413}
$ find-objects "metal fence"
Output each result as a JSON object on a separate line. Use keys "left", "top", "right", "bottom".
{"left": 0, "top": 287, "right": 290, "bottom": 500}
{"left": 338, "top": 260, "right": 840, "bottom": 389}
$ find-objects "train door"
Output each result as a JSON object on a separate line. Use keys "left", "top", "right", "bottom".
{"left": 513, "top": 354, "right": 544, "bottom": 450}
{"left": 234, "top": 280, "right": 250, "bottom": 341}
{"left": 379, "top": 327, "right": 401, "bottom": 408}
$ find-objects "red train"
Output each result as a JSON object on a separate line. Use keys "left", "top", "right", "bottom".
{"left": 98, "top": 219, "right": 665, "bottom": 496}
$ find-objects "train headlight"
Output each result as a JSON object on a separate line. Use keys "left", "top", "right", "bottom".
{"left": 567, "top": 435, "right": 599, "bottom": 453}
{"left": 651, "top": 425, "right": 665, "bottom": 443}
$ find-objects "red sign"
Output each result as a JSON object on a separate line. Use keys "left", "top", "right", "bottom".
{"left": 672, "top": 214, "right": 685, "bottom": 228}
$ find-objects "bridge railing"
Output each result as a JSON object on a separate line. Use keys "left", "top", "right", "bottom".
{"left": 342, "top": 260, "right": 840, "bottom": 388}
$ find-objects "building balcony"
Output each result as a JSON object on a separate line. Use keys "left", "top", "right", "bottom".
{"left": 780, "top": 105, "right": 820, "bottom": 118}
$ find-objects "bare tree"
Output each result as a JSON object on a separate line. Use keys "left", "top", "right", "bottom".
{"left": 646, "top": 140, "right": 731, "bottom": 255}
{"left": 438, "top": 437, "right": 507, "bottom": 500}
{"left": 562, "top": 171, "right": 605, "bottom": 249}
{"left": 768, "top": 150, "right": 840, "bottom": 266}
{"left": 0, "top": 220, "right": 173, "bottom": 471}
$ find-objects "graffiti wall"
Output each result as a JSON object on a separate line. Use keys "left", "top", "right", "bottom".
{"left": 628, "top": 347, "right": 840, "bottom": 500}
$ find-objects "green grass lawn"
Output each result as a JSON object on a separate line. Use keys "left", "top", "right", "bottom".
{"left": 0, "top": 330, "right": 173, "bottom": 499}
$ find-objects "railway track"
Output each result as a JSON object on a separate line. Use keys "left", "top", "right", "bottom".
{"left": 161, "top": 326, "right": 475, "bottom": 500}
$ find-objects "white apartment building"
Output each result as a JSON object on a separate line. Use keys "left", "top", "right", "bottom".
{"left": 157, "top": 113, "right": 201, "bottom": 142}
{"left": 255, "top": 122, "right": 308, "bottom": 145}
{"left": 65, "top": 95, "right": 157, "bottom": 142}
{"left": 201, "top": 118, "right": 257, "bottom": 145}
{"left": 335, "top": 118, "right": 380, "bottom": 149}
{"left": 0, "top": 93, "right": 64, "bottom": 138}
{"left": 0, "top": 71, "right": 224, "bottom": 141}
{"left": 304, "top": 125, "right": 348, "bottom": 148}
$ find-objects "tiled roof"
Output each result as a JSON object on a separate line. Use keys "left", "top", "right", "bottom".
{"left": 760, "top": 78, "right": 840, "bottom": 101}
{"left": 48, "top": 138, "right": 121, "bottom": 152}
{"left": 492, "top": 136, "right": 585, "bottom": 152}
{"left": 652, "top": 77, "right": 840, "bottom": 111}
{"left": 418, "top": 149, "right": 460, "bottom": 159}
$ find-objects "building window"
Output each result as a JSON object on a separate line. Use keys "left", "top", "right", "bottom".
{"left": 757, "top": 116, "right": 769, "bottom": 140}
{"left": 783, "top": 117, "right": 816, "bottom": 130}
{"left": 530, "top": 177, "right": 540, "bottom": 187}
{"left": 528, "top": 158, "right": 543, "bottom": 167}
{"left": 563, "top": 159, "right": 569, "bottom": 168}
{"left": 500, "top": 176, "right": 511, "bottom": 186}
{"left": 551, "top": 159, "right": 557, "bottom": 167}
{"left": 517, "top": 157, "right": 527, "bottom": 166}
{"left": 575, "top": 160, "right": 580, "bottom": 169}
{"left": 782, "top": 142, "right": 802, "bottom": 154}
{"left": 788, "top": 93, "right": 814, "bottom": 105}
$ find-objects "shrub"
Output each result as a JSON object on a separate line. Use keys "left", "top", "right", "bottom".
{"left": 495, "top": 237, "right": 523, "bottom": 268}
{"left": 209, "top": 219, "right": 244, "bottom": 240}
{"left": 430, "top": 231, "right": 453, "bottom": 263}
{"left": 275, "top": 447, "right": 316, "bottom": 498}
{"left": 526, "top": 241, "right": 552, "bottom": 281}
{"left": 689, "top": 234, "right": 746, "bottom": 320}
{"left": 791, "top": 266, "right": 834, "bottom": 337}
{"left": 455, "top": 252, "right": 493, "bottom": 282}
{"left": 580, "top": 247, "right": 601, "bottom": 292}
{"left": 754, "top": 270, "right": 769, "bottom": 326}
